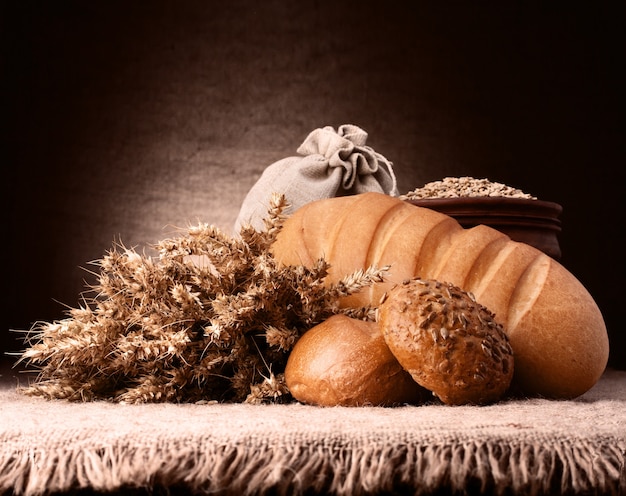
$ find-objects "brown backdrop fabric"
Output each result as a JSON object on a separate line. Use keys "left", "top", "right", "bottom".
{"left": 2, "top": 2, "right": 625, "bottom": 370}
{"left": 1, "top": 369, "right": 625, "bottom": 495}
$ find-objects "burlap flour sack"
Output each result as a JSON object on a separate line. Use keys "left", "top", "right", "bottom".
{"left": 234, "top": 124, "right": 398, "bottom": 232}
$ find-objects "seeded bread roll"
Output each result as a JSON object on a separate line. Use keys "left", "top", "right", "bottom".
{"left": 379, "top": 278, "right": 514, "bottom": 405}
{"left": 285, "top": 314, "right": 427, "bottom": 407}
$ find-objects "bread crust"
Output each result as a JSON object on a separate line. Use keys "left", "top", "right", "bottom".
{"left": 284, "top": 315, "right": 426, "bottom": 407}
{"left": 379, "top": 279, "right": 514, "bottom": 405}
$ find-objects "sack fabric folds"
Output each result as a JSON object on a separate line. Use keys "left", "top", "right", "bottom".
{"left": 234, "top": 124, "right": 398, "bottom": 232}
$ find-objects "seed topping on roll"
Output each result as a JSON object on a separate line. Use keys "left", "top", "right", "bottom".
{"left": 378, "top": 278, "right": 514, "bottom": 405}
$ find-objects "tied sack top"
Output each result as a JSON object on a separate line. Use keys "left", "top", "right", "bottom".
{"left": 234, "top": 124, "right": 398, "bottom": 232}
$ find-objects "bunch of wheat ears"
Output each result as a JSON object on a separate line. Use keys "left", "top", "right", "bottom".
{"left": 17, "top": 194, "right": 387, "bottom": 404}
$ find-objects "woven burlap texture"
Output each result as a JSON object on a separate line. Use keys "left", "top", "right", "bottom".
{"left": 1, "top": 370, "right": 625, "bottom": 496}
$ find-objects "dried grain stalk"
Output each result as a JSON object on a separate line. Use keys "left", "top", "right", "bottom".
{"left": 16, "top": 194, "right": 387, "bottom": 404}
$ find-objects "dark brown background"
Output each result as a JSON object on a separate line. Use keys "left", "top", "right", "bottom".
{"left": 2, "top": 2, "right": 624, "bottom": 371}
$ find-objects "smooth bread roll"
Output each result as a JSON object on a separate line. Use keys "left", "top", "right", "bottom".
{"left": 285, "top": 314, "right": 427, "bottom": 407}
{"left": 379, "top": 278, "right": 514, "bottom": 405}
{"left": 271, "top": 192, "right": 609, "bottom": 398}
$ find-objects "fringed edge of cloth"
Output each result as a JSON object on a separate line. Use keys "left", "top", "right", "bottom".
{"left": 2, "top": 434, "right": 625, "bottom": 496}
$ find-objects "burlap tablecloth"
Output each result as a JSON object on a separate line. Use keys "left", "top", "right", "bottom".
{"left": 1, "top": 369, "right": 624, "bottom": 495}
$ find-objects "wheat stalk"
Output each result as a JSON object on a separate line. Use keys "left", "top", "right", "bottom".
{"left": 16, "top": 195, "right": 388, "bottom": 404}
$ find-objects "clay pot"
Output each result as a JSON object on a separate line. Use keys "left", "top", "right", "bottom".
{"left": 405, "top": 197, "right": 563, "bottom": 260}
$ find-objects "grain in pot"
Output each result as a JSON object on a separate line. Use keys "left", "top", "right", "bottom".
{"left": 400, "top": 177, "right": 536, "bottom": 200}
